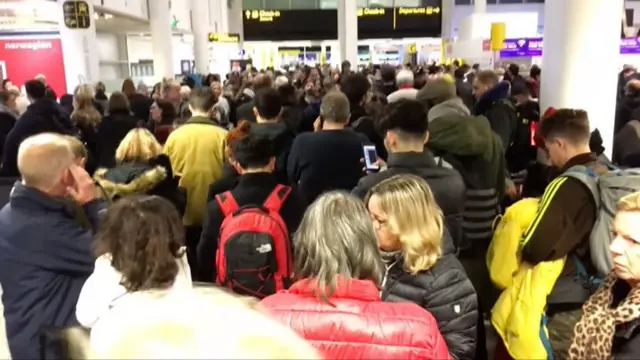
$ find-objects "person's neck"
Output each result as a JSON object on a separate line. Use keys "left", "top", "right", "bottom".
{"left": 190, "top": 111, "right": 209, "bottom": 118}
{"left": 241, "top": 168, "right": 271, "bottom": 174}
{"left": 563, "top": 147, "right": 593, "bottom": 164}
{"left": 390, "top": 143, "right": 424, "bottom": 153}
{"left": 257, "top": 116, "right": 278, "bottom": 124}
{"left": 322, "top": 121, "right": 346, "bottom": 130}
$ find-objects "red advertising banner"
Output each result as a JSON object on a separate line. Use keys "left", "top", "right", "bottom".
{"left": 0, "top": 37, "right": 67, "bottom": 96}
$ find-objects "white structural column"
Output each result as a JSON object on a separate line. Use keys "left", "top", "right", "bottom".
{"left": 540, "top": 0, "right": 622, "bottom": 158}
{"left": 57, "top": 0, "right": 99, "bottom": 92}
{"left": 337, "top": 0, "right": 358, "bottom": 67}
{"left": 191, "top": 0, "right": 211, "bottom": 74}
{"left": 149, "top": 0, "right": 174, "bottom": 80}
{"left": 440, "top": 0, "right": 453, "bottom": 39}
{"left": 474, "top": 0, "right": 486, "bottom": 14}
{"left": 227, "top": 0, "right": 244, "bottom": 49}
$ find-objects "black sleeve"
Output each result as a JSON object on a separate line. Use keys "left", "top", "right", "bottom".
{"left": 287, "top": 137, "right": 303, "bottom": 184}
{"left": 423, "top": 258, "right": 479, "bottom": 360}
{"left": 197, "top": 201, "right": 224, "bottom": 282}
{"left": 280, "top": 190, "right": 307, "bottom": 236}
{"left": 486, "top": 105, "right": 515, "bottom": 149}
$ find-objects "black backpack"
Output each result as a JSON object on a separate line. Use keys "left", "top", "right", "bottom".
{"left": 505, "top": 100, "right": 540, "bottom": 172}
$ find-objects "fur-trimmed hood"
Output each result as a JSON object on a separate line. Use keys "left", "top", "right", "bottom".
{"left": 93, "top": 164, "right": 167, "bottom": 200}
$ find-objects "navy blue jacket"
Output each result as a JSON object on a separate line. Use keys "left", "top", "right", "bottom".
{"left": 0, "top": 182, "right": 102, "bottom": 359}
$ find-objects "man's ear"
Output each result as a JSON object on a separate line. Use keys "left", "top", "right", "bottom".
{"left": 424, "top": 131, "right": 430, "bottom": 145}
{"left": 253, "top": 106, "right": 258, "bottom": 118}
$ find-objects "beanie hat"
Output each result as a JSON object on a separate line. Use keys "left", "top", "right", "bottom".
{"left": 417, "top": 76, "right": 457, "bottom": 104}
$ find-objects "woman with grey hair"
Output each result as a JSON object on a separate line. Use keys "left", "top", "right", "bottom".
{"left": 260, "top": 191, "right": 450, "bottom": 360}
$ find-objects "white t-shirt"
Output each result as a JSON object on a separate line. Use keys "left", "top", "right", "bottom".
{"left": 75, "top": 248, "right": 192, "bottom": 330}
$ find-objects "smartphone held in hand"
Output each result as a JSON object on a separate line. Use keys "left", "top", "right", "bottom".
{"left": 363, "top": 145, "right": 379, "bottom": 171}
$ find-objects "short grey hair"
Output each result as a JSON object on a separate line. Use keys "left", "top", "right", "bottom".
{"left": 396, "top": 69, "right": 414, "bottom": 87}
{"left": 293, "top": 191, "right": 384, "bottom": 302}
{"left": 18, "top": 133, "right": 74, "bottom": 189}
{"left": 320, "top": 91, "right": 350, "bottom": 123}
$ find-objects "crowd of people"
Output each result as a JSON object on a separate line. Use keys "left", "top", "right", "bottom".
{"left": 0, "top": 59, "right": 638, "bottom": 360}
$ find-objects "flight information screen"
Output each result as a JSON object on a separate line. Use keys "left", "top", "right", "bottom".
{"left": 243, "top": 1, "right": 442, "bottom": 41}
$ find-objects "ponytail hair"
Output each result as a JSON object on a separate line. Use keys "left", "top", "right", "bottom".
{"left": 224, "top": 120, "right": 251, "bottom": 159}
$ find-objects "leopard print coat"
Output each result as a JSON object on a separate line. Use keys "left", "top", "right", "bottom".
{"left": 568, "top": 272, "right": 640, "bottom": 360}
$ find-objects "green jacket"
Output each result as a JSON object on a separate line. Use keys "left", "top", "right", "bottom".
{"left": 429, "top": 113, "right": 506, "bottom": 199}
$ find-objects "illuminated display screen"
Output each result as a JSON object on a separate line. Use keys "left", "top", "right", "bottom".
{"left": 243, "top": 3, "right": 442, "bottom": 41}
{"left": 208, "top": 33, "right": 240, "bottom": 43}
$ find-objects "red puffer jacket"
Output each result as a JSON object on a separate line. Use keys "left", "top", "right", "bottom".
{"left": 259, "top": 277, "right": 451, "bottom": 360}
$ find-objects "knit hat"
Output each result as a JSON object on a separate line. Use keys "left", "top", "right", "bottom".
{"left": 416, "top": 75, "right": 457, "bottom": 104}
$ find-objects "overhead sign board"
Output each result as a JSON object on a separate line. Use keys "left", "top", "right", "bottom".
{"left": 208, "top": 33, "right": 240, "bottom": 43}
{"left": 243, "top": 1, "right": 442, "bottom": 41}
{"left": 62, "top": 0, "right": 90, "bottom": 29}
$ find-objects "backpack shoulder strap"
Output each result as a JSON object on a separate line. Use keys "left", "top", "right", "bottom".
{"left": 563, "top": 165, "right": 600, "bottom": 207}
{"left": 263, "top": 185, "right": 291, "bottom": 213}
{"left": 215, "top": 191, "right": 239, "bottom": 217}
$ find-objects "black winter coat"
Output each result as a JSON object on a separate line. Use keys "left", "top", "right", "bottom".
{"left": 95, "top": 111, "right": 139, "bottom": 168}
{"left": 381, "top": 229, "right": 479, "bottom": 360}
{"left": 352, "top": 151, "right": 466, "bottom": 252}
{"left": 0, "top": 109, "right": 17, "bottom": 162}
{"left": 1, "top": 99, "right": 75, "bottom": 176}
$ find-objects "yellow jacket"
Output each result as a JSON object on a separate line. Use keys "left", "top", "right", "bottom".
{"left": 164, "top": 117, "right": 227, "bottom": 226}
{"left": 487, "top": 198, "right": 565, "bottom": 359}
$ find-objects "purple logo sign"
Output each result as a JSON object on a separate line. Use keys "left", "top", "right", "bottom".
{"left": 620, "top": 37, "right": 640, "bottom": 54}
{"left": 499, "top": 38, "right": 543, "bottom": 58}
{"left": 499, "top": 37, "right": 640, "bottom": 57}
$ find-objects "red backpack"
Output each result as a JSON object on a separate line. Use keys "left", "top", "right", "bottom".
{"left": 214, "top": 184, "right": 293, "bottom": 298}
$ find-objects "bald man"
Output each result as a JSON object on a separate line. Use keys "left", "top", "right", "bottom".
{"left": 0, "top": 133, "right": 103, "bottom": 360}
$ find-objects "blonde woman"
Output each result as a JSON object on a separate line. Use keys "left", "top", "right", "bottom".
{"left": 259, "top": 191, "right": 450, "bottom": 360}
{"left": 71, "top": 84, "right": 101, "bottom": 173}
{"left": 567, "top": 191, "right": 640, "bottom": 359}
{"left": 93, "top": 128, "right": 185, "bottom": 214}
{"left": 366, "top": 174, "right": 479, "bottom": 360}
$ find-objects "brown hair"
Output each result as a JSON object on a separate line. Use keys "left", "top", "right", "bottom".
{"left": 0, "top": 90, "right": 15, "bottom": 105}
{"left": 94, "top": 195, "right": 185, "bottom": 292}
{"left": 122, "top": 78, "right": 136, "bottom": 98}
{"left": 108, "top": 91, "right": 130, "bottom": 115}
{"left": 538, "top": 108, "right": 591, "bottom": 145}
{"left": 225, "top": 120, "right": 251, "bottom": 158}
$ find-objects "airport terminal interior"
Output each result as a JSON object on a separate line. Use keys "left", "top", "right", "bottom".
{"left": 0, "top": 0, "right": 640, "bottom": 359}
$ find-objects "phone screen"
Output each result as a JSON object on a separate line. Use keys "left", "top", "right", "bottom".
{"left": 363, "top": 145, "right": 379, "bottom": 170}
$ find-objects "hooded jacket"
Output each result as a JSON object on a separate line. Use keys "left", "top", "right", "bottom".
{"left": 474, "top": 81, "right": 517, "bottom": 149}
{"left": 93, "top": 155, "right": 186, "bottom": 215}
{"left": 382, "top": 228, "right": 479, "bottom": 360}
{"left": 428, "top": 99, "right": 506, "bottom": 243}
